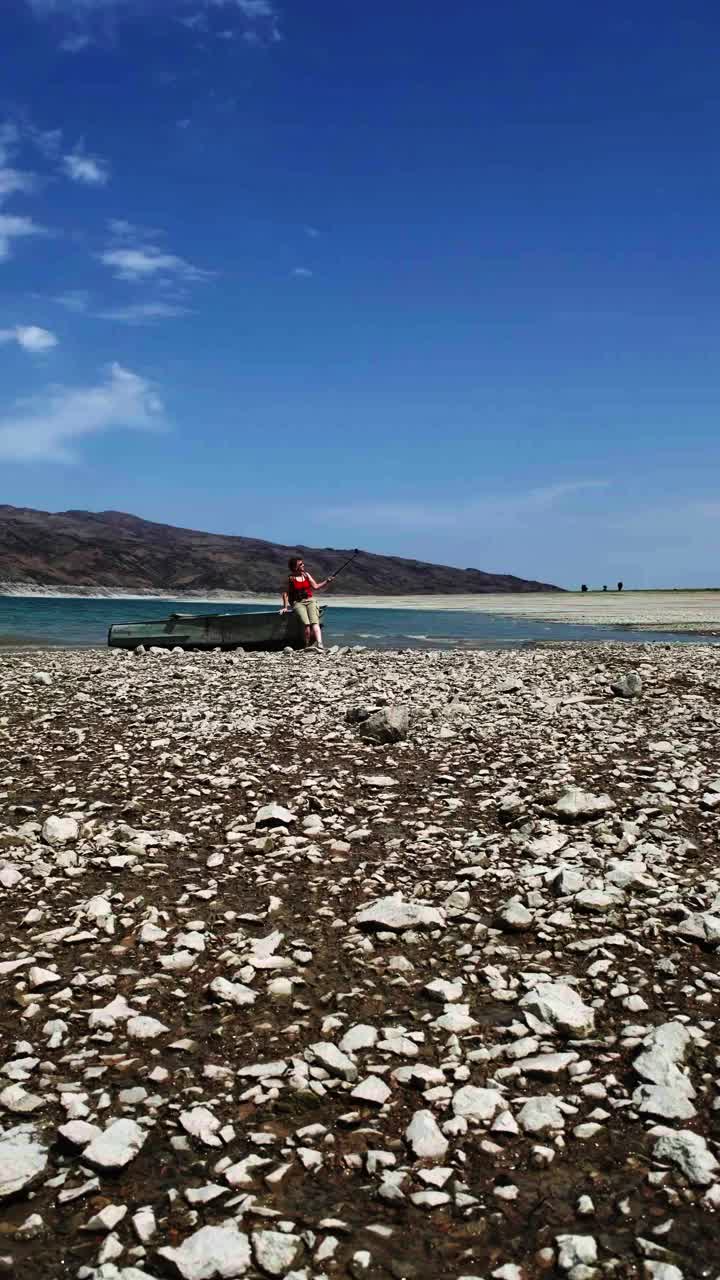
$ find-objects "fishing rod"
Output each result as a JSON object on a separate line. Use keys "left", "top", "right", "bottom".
{"left": 328, "top": 548, "right": 360, "bottom": 582}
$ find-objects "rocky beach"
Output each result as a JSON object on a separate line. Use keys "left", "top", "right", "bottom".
{"left": 1, "top": 641, "right": 719, "bottom": 1280}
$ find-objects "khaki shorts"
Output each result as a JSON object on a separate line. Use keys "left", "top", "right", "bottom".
{"left": 293, "top": 598, "right": 320, "bottom": 626}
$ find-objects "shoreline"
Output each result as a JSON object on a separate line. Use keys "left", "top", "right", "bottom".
{"left": 3, "top": 586, "right": 720, "bottom": 634}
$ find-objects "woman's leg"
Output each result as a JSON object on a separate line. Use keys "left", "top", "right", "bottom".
{"left": 308, "top": 601, "right": 323, "bottom": 648}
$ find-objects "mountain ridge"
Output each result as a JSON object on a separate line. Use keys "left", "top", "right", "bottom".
{"left": 0, "top": 505, "right": 561, "bottom": 594}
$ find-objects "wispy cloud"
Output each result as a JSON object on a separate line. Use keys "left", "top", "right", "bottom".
{"left": 0, "top": 168, "right": 36, "bottom": 202}
{"left": 0, "top": 325, "right": 58, "bottom": 352}
{"left": 324, "top": 482, "right": 610, "bottom": 532}
{"left": 0, "top": 214, "right": 49, "bottom": 262}
{"left": 63, "top": 144, "right": 109, "bottom": 186}
{"left": 26, "top": 0, "right": 282, "bottom": 47}
{"left": 96, "top": 300, "right": 190, "bottom": 324}
{"left": 53, "top": 289, "right": 91, "bottom": 313}
{"left": 0, "top": 362, "right": 165, "bottom": 463}
{"left": 60, "top": 32, "right": 92, "bottom": 51}
{"left": 99, "top": 241, "right": 212, "bottom": 282}
{"left": 292, "top": 266, "right": 312, "bottom": 278}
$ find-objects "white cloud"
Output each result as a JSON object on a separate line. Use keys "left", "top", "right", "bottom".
{"left": 96, "top": 300, "right": 190, "bottom": 323}
{"left": 63, "top": 146, "right": 109, "bottom": 186}
{"left": 54, "top": 289, "right": 91, "bottom": 312}
{"left": 0, "top": 169, "right": 36, "bottom": 202}
{"left": 292, "top": 266, "right": 312, "bottom": 278}
{"left": 99, "top": 243, "right": 211, "bottom": 282}
{"left": 0, "top": 214, "right": 49, "bottom": 262}
{"left": 324, "top": 483, "right": 610, "bottom": 532}
{"left": 0, "top": 362, "right": 165, "bottom": 463}
{"left": 0, "top": 325, "right": 59, "bottom": 352}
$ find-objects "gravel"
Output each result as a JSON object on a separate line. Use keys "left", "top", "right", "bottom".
{"left": 0, "top": 640, "right": 719, "bottom": 1278}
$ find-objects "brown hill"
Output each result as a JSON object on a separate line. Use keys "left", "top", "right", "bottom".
{"left": 0, "top": 505, "right": 561, "bottom": 594}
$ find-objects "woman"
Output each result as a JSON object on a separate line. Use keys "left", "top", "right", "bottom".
{"left": 281, "top": 556, "right": 333, "bottom": 648}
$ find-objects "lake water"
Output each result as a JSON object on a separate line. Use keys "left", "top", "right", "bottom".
{"left": 0, "top": 595, "right": 712, "bottom": 650}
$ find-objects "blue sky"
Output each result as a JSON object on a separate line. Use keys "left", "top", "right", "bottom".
{"left": 1, "top": 0, "right": 719, "bottom": 588}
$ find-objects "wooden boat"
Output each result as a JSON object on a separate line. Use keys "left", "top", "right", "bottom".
{"left": 107, "top": 607, "right": 323, "bottom": 652}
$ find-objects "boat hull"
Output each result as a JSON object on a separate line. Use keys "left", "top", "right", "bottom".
{"left": 107, "top": 608, "right": 322, "bottom": 652}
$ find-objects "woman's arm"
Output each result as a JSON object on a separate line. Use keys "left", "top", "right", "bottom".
{"left": 280, "top": 589, "right": 290, "bottom": 613}
{"left": 308, "top": 574, "right": 334, "bottom": 591}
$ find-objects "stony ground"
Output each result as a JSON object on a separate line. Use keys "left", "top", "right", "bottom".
{"left": 0, "top": 641, "right": 719, "bottom": 1280}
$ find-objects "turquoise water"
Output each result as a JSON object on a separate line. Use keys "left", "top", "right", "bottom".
{"left": 0, "top": 595, "right": 712, "bottom": 650}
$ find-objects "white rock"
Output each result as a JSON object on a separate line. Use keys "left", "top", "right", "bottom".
{"left": 0, "top": 1084, "right": 44, "bottom": 1115}
{"left": 209, "top": 976, "right": 257, "bottom": 1007}
{"left": 516, "top": 1096, "right": 566, "bottom": 1134}
{"left": 556, "top": 1235, "right": 598, "bottom": 1270}
{"left": 180, "top": 1107, "right": 222, "bottom": 1148}
{"left": 424, "top": 978, "right": 463, "bottom": 1003}
{"left": 255, "top": 803, "right": 295, "bottom": 828}
{"left": 405, "top": 1109, "right": 448, "bottom": 1159}
{"left": 339, "top": 1024, "right": 378, "bottom": 1053}
{"left": 84, "top": 1119, "right": 147, "bottom": 1170}
{"left": 88, "top": 994, "right": 138, "bottom": 1029}
{"left": 553, "top": 786, "right": 615, "bottom": 821}
{"left": 353, "top": 894, "right": 445, "bottom": 932}
{"left": 58, "top": 1120, "right": 102, "bottom": 1147}
{"left": 452, "top": 1086, "right": 506, "bottom": 1122}
{"left": 307, "top": 1042, "right": 358, "bottom": 1082}
{"left": 653, "top": 1130, "right": 719, "bottom": 1186}
{"left": 158, "top": 1222, "right": 252, "bottom": 1279}
{"left": 497, "top": 900, "right": 534, "bottom": 931}
{"left": 0, "top": 1126, "right": 47, "bottom": 1199}
{"left": 520, "top": 982, "right": 595, "bottom": 1037}
{"left": 252, "top": 1229, "right": 302, "bottom": 1276}
{"left": 351, "top": 1076, "right": 391, "bottom": 1105}
{"left": 83, "top": 1204, "right": 127, "bottom": 1233}
{"left": 126, "top": 1015, "right": 168, "bottom": 1040}
{"left": 42, "top": 815, "right": 79, "bottom": 846}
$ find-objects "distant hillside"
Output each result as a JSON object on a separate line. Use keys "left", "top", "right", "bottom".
{"left": 0, "top": 506, "right": 561, "bottom": 595}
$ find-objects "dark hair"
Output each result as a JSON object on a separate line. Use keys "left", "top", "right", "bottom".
{"left": 288, "top": 556, "right": 302, "bottom": 571}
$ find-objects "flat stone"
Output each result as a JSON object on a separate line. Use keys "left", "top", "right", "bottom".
{"left": 354, "top": 894, "right": 445, "bottom": 932}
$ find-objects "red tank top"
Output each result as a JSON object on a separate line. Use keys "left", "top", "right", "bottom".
{"left": 288, "top": 573, "right": 313, "bottom": 602}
